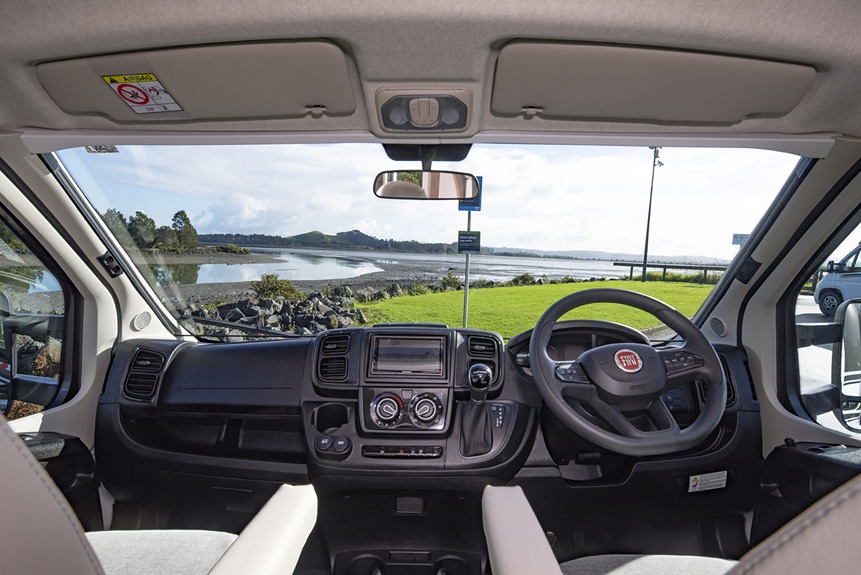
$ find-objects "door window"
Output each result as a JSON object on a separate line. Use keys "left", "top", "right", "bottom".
{"left": 796, "top": 228, "right": 861, "bottom": 432}
{"left": 0, "top": 219, "right": 65, "bottom": 420}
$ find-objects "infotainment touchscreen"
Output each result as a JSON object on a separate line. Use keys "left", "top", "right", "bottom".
{"left": 369, "top": 335, "right": 446, "bottom": 377}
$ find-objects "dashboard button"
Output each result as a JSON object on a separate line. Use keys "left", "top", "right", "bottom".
{"left": 333, "top": 436, "right": 351, "bottom": 454}
{"left": 315, "top": 434, "right": 334, "bottom": 451}
{"left": 556, "top": 362, "right": 588, "bottom": 383}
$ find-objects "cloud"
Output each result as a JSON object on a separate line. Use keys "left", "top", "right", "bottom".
{"left": 60, "top": 143, "right": 799, "bottom": 260}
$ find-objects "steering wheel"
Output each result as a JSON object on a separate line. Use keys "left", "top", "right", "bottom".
{"left": 529, "top": 288, "right": 725, "bottom": 456}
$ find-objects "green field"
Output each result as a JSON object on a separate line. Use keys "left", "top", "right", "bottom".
{"left": 358, "top": 280, "right": 714, "bottom": 339}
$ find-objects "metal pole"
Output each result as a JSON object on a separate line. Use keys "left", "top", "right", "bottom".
{"left": 641, "top": 147, "right": 661, "bottom": 282}
{"left": 463, "top": 211, "right": 471, "bottom": 328}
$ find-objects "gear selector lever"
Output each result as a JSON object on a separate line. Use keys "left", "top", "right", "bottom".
{"left": 460, "top": 363, "right": 493, "bottom": 457}
{"left": 468, "top": 363, "right": 492, "bottom": 404}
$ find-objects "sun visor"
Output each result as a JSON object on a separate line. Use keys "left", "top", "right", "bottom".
{"left": 36, "top": 41, "right": 356, "bottom": 122}
{"left": 491, "top": 42, "right": 816, "bottom": 124}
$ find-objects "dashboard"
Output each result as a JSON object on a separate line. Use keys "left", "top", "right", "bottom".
{"left": 93, "top": 321, "right": 752, "bottom": 498}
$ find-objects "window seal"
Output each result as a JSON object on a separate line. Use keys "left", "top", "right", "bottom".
{"left": 0, "top": 158, "right": 80, "bottom": 406}
{"left": 40, "top": 153, "right": 183, "bottom": 337}
{"left": 777, "top": 162, "right": 861, "bottom": 419}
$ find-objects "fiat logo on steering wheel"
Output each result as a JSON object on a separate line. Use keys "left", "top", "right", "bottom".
{"left": 614, "top": 349, "right": 643, "bottom": 373}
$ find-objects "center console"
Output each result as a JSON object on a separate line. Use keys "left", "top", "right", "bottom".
{"left": 307, "top": 327, "right": 529, "bottom": 575}
{"left": 306, "top": 325, "right": 534, "bottom": 475}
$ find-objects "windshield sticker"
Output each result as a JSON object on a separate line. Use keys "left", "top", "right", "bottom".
{"left": 101, "top": 74, "right": 183, "bottom": 114}
{"left": 688, "top": 470, "right": 728, "bottom": 492}
{"left": 85, "top": 145, "right": 119, "bottom": 154}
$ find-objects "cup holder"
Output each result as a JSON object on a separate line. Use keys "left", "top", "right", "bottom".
{"left": 343, "top": 554, "right": 385, "bottom": 575}
{"left": 313, "top": 402, "right": 350, "bottom": 434}
{"left": 336, "top": 551, "right": 480, "bottom": 575}
{"left": 432, "top": 556, "right": 471, "bottom": 575}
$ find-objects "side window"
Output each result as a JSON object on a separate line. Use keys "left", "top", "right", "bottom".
{"left": 796, "top": 232, "right": 861, "bottom": 433}
{"left": 845, "top": 250, "right": 860, "bottom": 272}
{"left": 0, "top": 219, "right": 65, "bottom": 420}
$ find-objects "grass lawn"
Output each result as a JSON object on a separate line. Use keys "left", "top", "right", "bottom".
{"left": 358, "top": 280, "right": 714, "bottom": 339}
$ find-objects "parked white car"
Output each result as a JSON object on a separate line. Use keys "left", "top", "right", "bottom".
{"left": 815, "top": 243, "right": 861, "bottom": 315}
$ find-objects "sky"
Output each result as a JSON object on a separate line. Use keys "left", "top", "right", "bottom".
{"left": 57, "top": 143, "right": 801, "bottom": 261}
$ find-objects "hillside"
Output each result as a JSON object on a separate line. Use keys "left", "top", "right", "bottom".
{"left": 201, "top": 229, "right": 730, "bottom": 264}
{"left": 199, "top": 229, "right": 458, "bottom": 254}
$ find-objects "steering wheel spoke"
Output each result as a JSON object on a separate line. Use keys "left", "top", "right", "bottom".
{"left": 658, "top": 348, "right": 707, "bottom": 389}
{"left": 647, "top": 398, "right": 682, "bottom": 434}
{"left": 589, "top": 397, "right": 642, "bottom": 438}
{"left": 553, "top": 361, "right": 592, "bottom": 401}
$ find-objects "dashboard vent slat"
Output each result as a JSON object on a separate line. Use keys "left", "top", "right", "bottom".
{"left": 468, "top": 336, "right": 497, "bottom": 357}
{"left": 133, "top": 349, "right": 165, "bottom": 371}
{"left": 319, "top": 357, "right": 348, "bottom": 382}
{"left": 321, "top": 334, "right": 350, "bottom": 355}
{"left": 124, "top": 373, "right": 158, "bottom": 398}
{"left": 123, "top": 349, "right": 166, "bottom": 400}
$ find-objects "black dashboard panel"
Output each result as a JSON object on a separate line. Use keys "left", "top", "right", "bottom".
{"left": 159, "top": 339, "right": 308, "bottom": 413}
{"left": 311, "top": 327, "right": 505, "bottom": 393}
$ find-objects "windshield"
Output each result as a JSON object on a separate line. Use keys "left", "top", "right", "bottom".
{"left": 54, "top": 144, "right": 798, "bottom": 341}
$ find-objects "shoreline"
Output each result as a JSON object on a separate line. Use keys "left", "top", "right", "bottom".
{"left": 168, "top": 259, "right": 446, "bottom": 306}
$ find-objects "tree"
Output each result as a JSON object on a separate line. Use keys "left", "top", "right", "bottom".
{"left": 171, "top": 210, "right": 199, "bottom": 250}
{"left": 127, "top": 211, "right": 157, "bottom": 248}
{"left": 101, "top": 209, "right": 128, "bottom": 237}
{"left": 155, "top": 226, "right": 178, "bottom": 250}
{"left": 0, "top": 220, "right": 26, "bottom": 252}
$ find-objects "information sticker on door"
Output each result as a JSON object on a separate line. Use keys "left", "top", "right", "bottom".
{"left": 688, "top": 470, "right": 727, "bottom": 493}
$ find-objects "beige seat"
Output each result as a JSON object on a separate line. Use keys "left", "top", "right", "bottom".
{"left": 0, "top": 412, "right": 317, "bottom": 575}
{"left": 484, "top": 474, "right": 861, "bottom": 575}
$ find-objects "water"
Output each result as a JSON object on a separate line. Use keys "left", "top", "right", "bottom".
{"left": 152, "top": 247, "right": 627, "bottom": 285}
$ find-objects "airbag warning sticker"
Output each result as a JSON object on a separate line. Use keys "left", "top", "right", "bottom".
{"left": 102, "top": 74, "right": 182, "bottom": 114}
{"left": 688, "top": 470, "right": 727, "bottom": 493}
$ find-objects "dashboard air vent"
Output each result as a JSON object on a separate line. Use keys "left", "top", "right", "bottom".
{"left": 123, "top": 349, "right": 166, "bottom": 400}
{"left": 468, "top": 336, "right": 497, "bottom": 357}
{"left": 124, "top": 373, "right": 158, "bottom": 398}
{"left": 699, "top": 356, "right": 737, "bottom": 408}
{"left": 319, "top": 357, "right": 348, "bottom": 382}
{"left": 321, "top": 334, "right": 350, "bottom": 355}
{"left": 132, "top": 349, "right": 165, "bottom": 371}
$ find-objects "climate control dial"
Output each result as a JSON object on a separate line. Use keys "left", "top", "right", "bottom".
{"left": 409, "top": 392, "right": 444, "bottom": 426}
{"left": 371, "top": 393, "right": 403, "bottom": 426}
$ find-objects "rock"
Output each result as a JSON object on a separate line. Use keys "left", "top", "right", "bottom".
{"left": 258, "top": 298, "right": 275, "bottom": 312}
{"left": 45, "top": 337, "right": 62, "bottom": 364}
{"left": 387, "top": 283, "right": 403, "bottom": 297}
{"left": 226, "top": 329, "right": 246, "bottom": 343}
{"left": 357, "top": 309, "right": 368, "bottom": 324}
{"left": 224, "top": 308, "right": 244, "bottom": 322}
{"left": 294, "top": 314, "right": 313, "bottom": 328}
{"left": 308, "top": 321, "right": 327, "bottom": 334}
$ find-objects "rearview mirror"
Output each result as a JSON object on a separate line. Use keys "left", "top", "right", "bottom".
{"left": 373, "top": 170, "right": 480, "bottom": 200}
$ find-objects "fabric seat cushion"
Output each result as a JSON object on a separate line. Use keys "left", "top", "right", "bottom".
{"left": 86, "top": 530, "right": 237, "bottom": 575}
{"left": 560, "top": 553, "right": 737, "bottom": 575}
